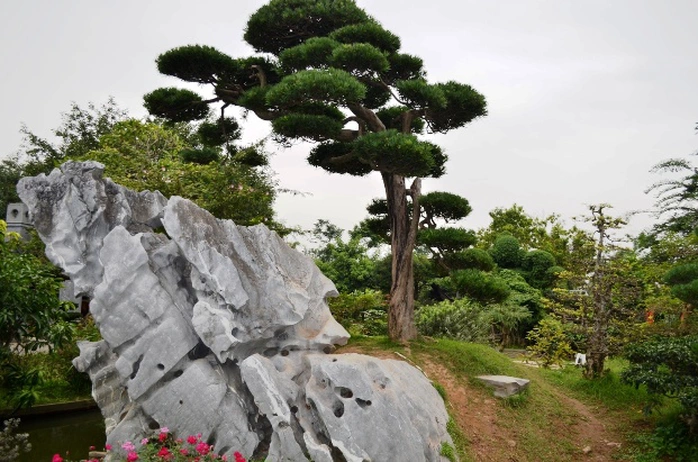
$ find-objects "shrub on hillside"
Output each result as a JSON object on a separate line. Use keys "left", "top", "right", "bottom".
{"left": 622, "top": 335, "right": 698, "bottom": 435}
{"left": 526, "top": 317, "right": 574, "bottom": 367}
{"left": 416, "top": 298, "right": 490, "bottom": 343}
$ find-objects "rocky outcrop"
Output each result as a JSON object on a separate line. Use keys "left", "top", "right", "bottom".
{"left": 18, "top": 162, "right": 454, "bottom": 461}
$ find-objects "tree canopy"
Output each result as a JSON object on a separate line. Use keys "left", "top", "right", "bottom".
{"left": 145, "top": 0, "right": 487, "bottom": 340}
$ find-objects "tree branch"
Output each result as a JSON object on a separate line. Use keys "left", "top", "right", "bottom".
{"left": 250, "top": 65, "right": 267, "bottom": 88}
{"left": 343, "top": 116, "right": 366, "bottom": 136}
{"left": 347, "top": 103, "right": 385, "bottom": 133}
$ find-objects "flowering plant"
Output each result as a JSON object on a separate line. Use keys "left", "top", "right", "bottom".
{"left": 51, "top": 428, "right": 246, "bottom": 462}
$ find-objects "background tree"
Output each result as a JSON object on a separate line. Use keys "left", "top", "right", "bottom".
{"left": 478, "top": 204, "right": 580, "bottom": 268}
{"left": 645, "top": 126, "right": 698, "bottom": 237}
{"left": 585, "top": 205, "right": 624, "bottom": 377}
{"left": 1, "top": 99, "right": 127, "bottom": 219}
{"left": 310, "top": 219, "right": 379, "bottom": 293}
{"left": 143, "top": 0, "right": 487, "bottom": 341}
{"left": 3, "top": 100, "right": 281, "bottom": 229}
{"left": 355, "top": 192, "right": 508, "bottom": 304}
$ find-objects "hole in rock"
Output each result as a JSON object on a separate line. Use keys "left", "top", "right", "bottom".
{"left": 179, "top": 400, "right": 183, "bottom": 405}
{"left": 336, "top": 387, "right": 353, "bottom": 399}
{"left": 333, "top": 401, "right": 344, "bottom": 418}
{"left": 148, "top": 419, "right": 160, "bottom": 430}
{"left": 280, "top": 350, "right": 289, "bottom": 357}
{"left": 207, "top": 431, "right": 217, "bottom": 447}
{"left": 188, "top": 341, "right": 211, "bottom": 360}
{"left": 278, "top": 421, "right": 290, "bottom": 429}
{"left": 356, "top": 398, "right": 372, "bottom": 408}
{"left": 174, "top": 370, "right": 183, "bottom": 378}
{"left": 130, "top": 355, "right": 144, "bottom": 379}
{"left": 263, "top": 348, "right": 279, "bottom": 357}
{"left": 323, "top": 346, "right": 332, "bottom": 354}
{"left": 231, "top": 327, "right": 239, "bottom": 336}
{"left": 157, "top": 363, "right": 165, "bottom": 371}
{"left": 332, "top": 358, "right": 337, "bottom": 362}
{"left": 290, "top": 405, "right": 298, "bottom": 414}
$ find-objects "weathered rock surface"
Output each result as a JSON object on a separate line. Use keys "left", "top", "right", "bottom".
{"left": 18, "top": 162, "right": 454, "bottom": 461}
{"left": 475, "top": 375, "right": 530, "bottom": 398}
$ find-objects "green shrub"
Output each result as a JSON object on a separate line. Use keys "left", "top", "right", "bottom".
{"left": 416, "top": 298, "right": 489, "bottom": 342}
{"left": 327, "top": 290, "right": 387, "bottom": 336}
{"left": 526, "top": 317, "right": 573, "bottom": 368}
{"left": 622, "top": 335, "right": 698, "bottom": 435}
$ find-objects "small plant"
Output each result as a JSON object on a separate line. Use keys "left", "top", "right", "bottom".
{"left": 0, "top": 419, "right": 31, "bottom": 462}
{"left": 440, "top": 441, "right": 456, "bottom": 462}
{"left": 526, "top": 317, "right": 573, "bottom": 368}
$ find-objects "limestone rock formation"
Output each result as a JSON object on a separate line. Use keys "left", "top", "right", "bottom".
{"left": 18, "top": 162, "right": 454, "bottom": 461}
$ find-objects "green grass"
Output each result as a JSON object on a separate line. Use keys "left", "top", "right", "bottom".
{"left": 536, "top": 358, "right": 653, "bottom": 411}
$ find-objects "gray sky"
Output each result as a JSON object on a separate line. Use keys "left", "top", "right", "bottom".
{"left": 2, "top": 0, "right": 697, "bottom": 237}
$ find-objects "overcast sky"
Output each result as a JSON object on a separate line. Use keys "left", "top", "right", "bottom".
{"left": 1, "top": 0, "right": 697, "bottom": 238}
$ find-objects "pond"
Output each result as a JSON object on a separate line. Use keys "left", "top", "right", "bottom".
{"left": 17, "top": 408, "right": 105, "bottom": 462}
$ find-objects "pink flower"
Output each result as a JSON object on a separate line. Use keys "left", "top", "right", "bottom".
{"left": 122, "top": 441, "right": 136, "bottom": 452}
{"left": 180, "top": 448, "right": 189, "bottom": 455}
{"left": 195, "top": 441, "right": 210, "bottom": 455}
{"left": 159, "top": 426, "right": 169, "bottom": 434}
{"left": 141, "top": 438, "right": 149, "bottom": 445}
{"left": 234, "top": 451, "right": 246, "bottom": 462}
{"left": 157, "top": 447, "right": 172, "bottom": 459}
{"left": 89, "top": 445, "right": 96, "bottom": 450}
{"left": 127, "top": 451, "right": 139, "bottom": 462}
{"left": 52, "top": 455, "right": 63, "bottom": 462}
{"left": 221, "top": 456, "right": 228, "bottom": 462}
{"left": 159, "top": 432, "right": 167, "bottom": 442}
{"left": 187, "top": 435, "right": 198, "bottom": 444}
{"left": 105, "top": 444, "right": 112, "bottom": 451}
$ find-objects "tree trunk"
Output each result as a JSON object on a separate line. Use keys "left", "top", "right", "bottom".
{"left": 383, "top": 172, "right": 421, "bottom": 341}
{"left": 585, "top": 211, "right": 609, "bottom": 379}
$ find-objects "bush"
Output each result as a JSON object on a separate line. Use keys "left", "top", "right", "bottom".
{"left": 526, "top": 317, "right": 574, "bottom": 367}
{"left": 622, "top": 335, "right": 698, "bottom": 435}
{"left": 416, "top": 298, "right": 489, "bottom": 343}
{"left": 327, "top": 290, "right": 387, "bottom": 336}
{"left": 489, "top": 234, "right": 524, "bottom": 269}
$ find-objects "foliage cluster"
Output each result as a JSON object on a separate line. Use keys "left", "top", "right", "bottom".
{"left": 327, "top": 289, "right": 387, "bottom": 337}
{"left": 622, "top": 335, "right": 698, "bottom": 434}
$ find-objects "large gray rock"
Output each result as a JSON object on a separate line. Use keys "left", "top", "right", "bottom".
{"left": 18, "top": 162, "right": 454, "bottom": 461}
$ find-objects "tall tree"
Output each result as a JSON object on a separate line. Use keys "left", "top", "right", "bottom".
{"left": 580, "top": 205, "right": 632, "bottom": 378}
{"left": 144, "top": 0, "right": 487, "bottom": 340}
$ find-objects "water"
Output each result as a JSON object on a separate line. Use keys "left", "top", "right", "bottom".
{"left": 16, "top": 408, "right": 105, "bottom": 462}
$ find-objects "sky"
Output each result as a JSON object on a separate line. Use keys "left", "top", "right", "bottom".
{"left": 1, "top": 0, "right": 697, "bottom": 239}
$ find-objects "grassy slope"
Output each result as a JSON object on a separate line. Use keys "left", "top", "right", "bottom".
{"left": 340, "top": 336, "right": 667, "bottom": 462}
